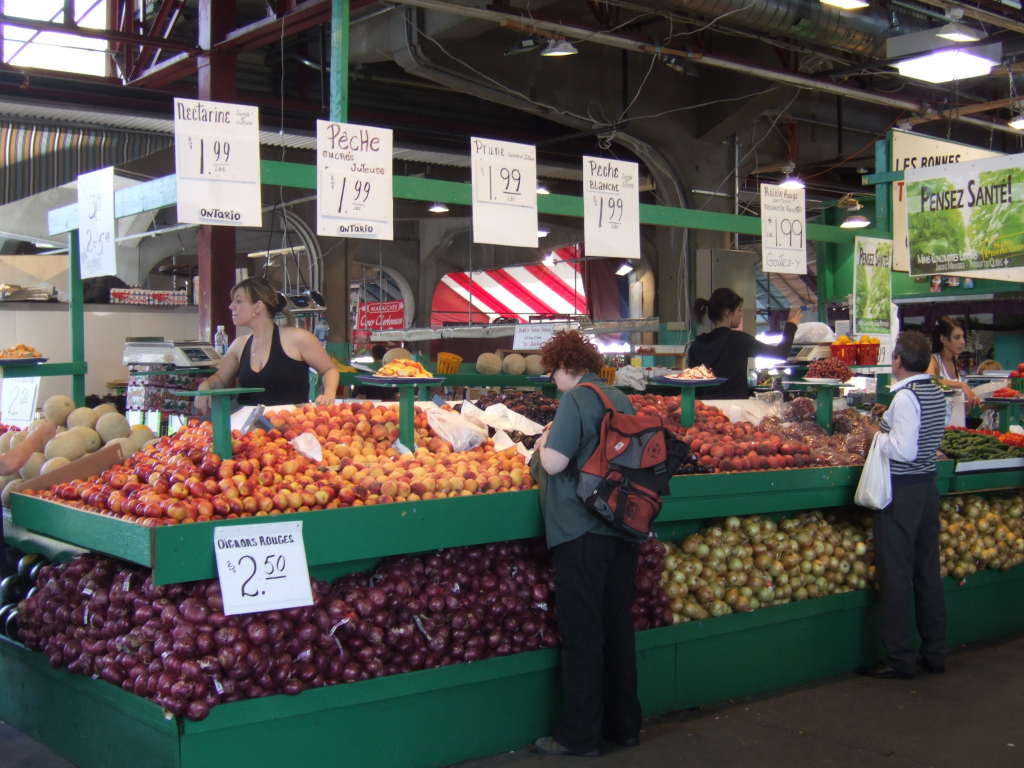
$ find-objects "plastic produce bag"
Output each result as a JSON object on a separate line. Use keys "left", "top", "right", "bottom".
{"left": 854, "top": 432, "right": 891, "bottom": 511}
{"left": 427, "top": 408, "right": 487, "bottom": 452}
{"left": 480, "top": 403, "right": 544, "bottom": 436}
{"left": 290, "top": 431, "right": 324, "bottom": 463}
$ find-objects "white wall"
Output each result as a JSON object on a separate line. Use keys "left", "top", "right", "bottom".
{"left": 0, "top": 305, "right": 200, "bottom": 404}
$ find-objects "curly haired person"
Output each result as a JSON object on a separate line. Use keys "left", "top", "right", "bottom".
{"left": 530, "top": 330, "right": 642, "bottom": 756}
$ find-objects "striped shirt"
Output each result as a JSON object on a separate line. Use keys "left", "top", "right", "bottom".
{"left": 879, "top": 375, "right": 947, "bottom": 476}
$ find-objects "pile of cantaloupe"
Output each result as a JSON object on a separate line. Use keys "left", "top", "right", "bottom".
{"left": 0, "top": 396, "right": 156, "bottom": 507}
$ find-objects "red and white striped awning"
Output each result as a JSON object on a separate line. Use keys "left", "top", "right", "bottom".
{"left": 431, "top": 246, "right": 587, "bottom": 325}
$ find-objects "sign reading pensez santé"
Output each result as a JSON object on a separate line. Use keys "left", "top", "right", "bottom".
{"left": 905, "top": 152, "right": 1024, "bottom": 276}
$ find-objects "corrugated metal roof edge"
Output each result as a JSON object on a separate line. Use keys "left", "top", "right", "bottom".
{"left": 0, "top": 97, "right": 586, "bottom": 181}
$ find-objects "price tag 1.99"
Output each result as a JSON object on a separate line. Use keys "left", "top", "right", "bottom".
{"left": 214, "top": 521, "right": 313, "bottom": 616}
{"left": 760, "top": 184, "right": 807, "bottom": 275}
{"left": 174, "top": 97, "right": 262, "bottom": 228}
{"left": 471, "top": 137, "right": 537, "bottom": 248}
{"left": 1, "top": 377, "right": 40, "bottom": 429}
{"left": 316, "top": 120, "right": 394, "bottom": 240}
{"left": 582, "top": 156, "right": 640, "bottom": 260}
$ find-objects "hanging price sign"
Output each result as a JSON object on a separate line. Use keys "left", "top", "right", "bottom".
{"left": 760, "top": 184, "right": 807, "bottom": 275}
{"left": 471, "top": 137, "right": 537, "bottom": 247}
{"left": 214, "top": 521, "right": 313, "bottom": 616}
{"left": 1, "top": 377, "right": 40, "bottom": 429}
{"left": 316, "top": 120, "right": 393, "bottom": 240}
{"left": 173, "top": 98, "right": 262, "bottom": 228}
{"left": 583, "top": 156, "right": 640, "bottom": 260}
{"left": 77, "top": 166, "right": 117, "bottom": 280}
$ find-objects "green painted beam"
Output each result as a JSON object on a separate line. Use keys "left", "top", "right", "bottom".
{"left": 52, "top": 163, "right": 862, "bottom": 244}
{"left": 330, "top": 0, "right": 349, "bottom": 123}
{"left": 0, "top": 362, "right": 87, "bottom": 378}
{"left": 48, "top": 176, "right": 178, "bottom": 236}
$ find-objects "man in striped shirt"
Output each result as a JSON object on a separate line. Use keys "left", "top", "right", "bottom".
{"left": 862, "top": 331, "right": 948, "bottom": 680}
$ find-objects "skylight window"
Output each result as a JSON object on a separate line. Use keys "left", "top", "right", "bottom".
{"left": 2, "top": 1, "right": 109, "bottom": 77}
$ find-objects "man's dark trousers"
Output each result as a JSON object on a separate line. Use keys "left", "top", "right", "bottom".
{"left": 873, "top": 473, "right": 947, "bottom": 674}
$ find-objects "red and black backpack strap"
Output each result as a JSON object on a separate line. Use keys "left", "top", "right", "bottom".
{"left": 577, "top": 381, "right": 615, "bottom": 412}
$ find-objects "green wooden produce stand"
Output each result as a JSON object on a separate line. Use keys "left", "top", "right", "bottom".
{"left": 4, "top": 459, "right": 1024, "bottom": 768}
{"left": 2, "top": 560, "right": 1024, "bottom": 768}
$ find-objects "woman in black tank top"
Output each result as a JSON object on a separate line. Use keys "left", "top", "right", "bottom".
{"left": 197, "top": 278, "right": 339, "bottom": 411}
{"left": 237, "top": 325, "right": 311, "bottom": 406}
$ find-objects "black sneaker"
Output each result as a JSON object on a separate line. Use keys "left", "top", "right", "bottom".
{"left": 858, "top": 663, "right": 916, "bottom": 680}
{"left": 532, "top": 736, "right": 600, "bottom": 757}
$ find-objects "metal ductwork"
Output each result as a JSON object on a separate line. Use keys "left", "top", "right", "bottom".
{"left": 654, "top": 0, "right": 917, "bottom": 59}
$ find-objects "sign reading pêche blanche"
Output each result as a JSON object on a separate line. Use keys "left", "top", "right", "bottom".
{"left": 583, "top": 156, "right": 640, "bottom": 260}
{"left": 316, "top": 121, "right": 393, "bottom": 240}
{"left": 173, "top": 98, "right": 262, "bottom": 228}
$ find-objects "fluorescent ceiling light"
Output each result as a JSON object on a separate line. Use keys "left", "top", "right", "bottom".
{"left": 1009, "top": 115, "right": 1024, "bottom": 130}
{"left": 537, "top": 228, "right": 550, "bottom": 238}
{"left": 894, "top": 48, "right": 997, "bottom": 83}
{"left": 935, "top": 22, "right": 983, "bottom": 43}
{"left": 541, "top": 39, "right": 578, "bottom": 57}
{"left": 615, "top": 262, "right": 635, "bottom": 276}
{"left": 536, "top": 185, "right": 550, "bottom": 195}
{"left": 428, "top": 202, "right": 449, "bottom": 213}
{"left": 819, "top": 0, "right": 869, "bottom": 9}
{"left": 779, "top": 176, "right": 805, "bottom": 190}
{"left": 542, "top": 252, "right": 557, "bottom": 267}
{"left": 840, "top": 214, "right": 871, "bottom": 229}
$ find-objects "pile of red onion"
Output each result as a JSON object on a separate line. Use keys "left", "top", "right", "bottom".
{"left": 18, "top": 538, "right": 669, "bottom": 721}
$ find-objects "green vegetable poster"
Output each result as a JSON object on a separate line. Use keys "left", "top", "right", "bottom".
{"left": 852, "top": 237, "right": 892, "bottom": 336}
{"left": 905, "top": 152, "right": 1024, "bottom": 275}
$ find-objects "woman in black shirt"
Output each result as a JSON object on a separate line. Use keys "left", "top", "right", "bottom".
{"left": 198, "top": 278, "right": 339, "bottom": 410}
{"left": 687, "top": 288, "right": 801, "bottom": 398}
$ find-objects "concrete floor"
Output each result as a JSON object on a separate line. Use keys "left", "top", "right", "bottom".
{"left": 3, "top": 634, "right": 1023, "bottom": 768}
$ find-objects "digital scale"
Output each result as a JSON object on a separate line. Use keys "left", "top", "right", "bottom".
{"left": 123, "top": 338, "right": 221, "bottom": 367}
{"left": 789, "top": 344, "right": 832, "bottom": 363}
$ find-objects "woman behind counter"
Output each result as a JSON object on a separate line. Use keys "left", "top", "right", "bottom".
{"left": 926, "top": 316, "right": 980, "bottom": 427}
{"left": 198, "top": 277, "right": 339, "bottom": 410}
{"left": 687, "top": 288, "right": 801, "bottom": 398}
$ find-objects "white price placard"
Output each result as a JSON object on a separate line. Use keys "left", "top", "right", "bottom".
{"left": 583, "top": 156, "right": 640, "bottom": 260}
{"left": 77, "top": 166, "right": 117, "bottom": 280}
{"left": 512, "top": 322, "right": 565, "bottom": 351}
{"left": 471, "top": 137, "right": 537, "bottom": 247}
{"left": 174, "top": 98, "right": 262, "bottom": 227}
{"left": 1, "top": 378, "right": 40, "bottom": 429}
{"left": 316, "top": 120, "right": 393, "bottom": 240}
{"left": 214, "top": 521, "right": 314, "bottom": 616}
{"left": 760, "top": 184, "right": 807, "bottom": 275}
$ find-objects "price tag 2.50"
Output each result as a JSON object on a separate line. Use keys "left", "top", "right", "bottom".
{"left": 1, "top": 377, "right": 40, "bottom": 429}
{"left": 214, "top": 521, "right": 313, "bottom": 616}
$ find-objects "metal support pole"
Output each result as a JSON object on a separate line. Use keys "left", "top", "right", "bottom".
{"left": 680, "top": 387, "right": 696, "bottom": 428}
{"left": 814, "top": 386, "right": 834, "bottom": 434}
{"left": 398, "top": 383, "right": 416, "bottom": 449}
{"left": 330, "top": 0, "right": 349, "bottom": 122}
{"left": 68, "top": 230, "right": 86, "bottom": 407}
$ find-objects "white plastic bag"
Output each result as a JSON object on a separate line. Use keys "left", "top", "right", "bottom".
{"left": 427, "top": 408, "right": 487, "bottom": 452}
{"left": 854, "top": 432, "right": 891, "bottom": 511}
{"left": 290, "top": 431, "right": 324, "bottom": 463}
